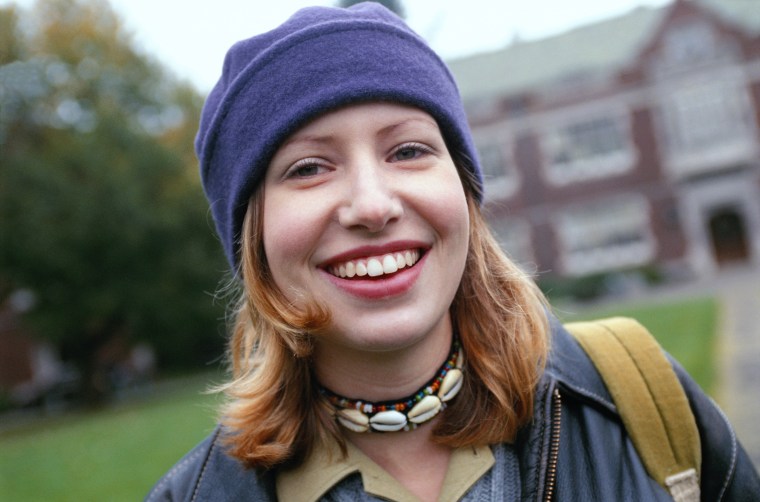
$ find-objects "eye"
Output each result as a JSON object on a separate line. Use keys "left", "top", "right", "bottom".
{"left": 285, "top": 159, "right": 328, "bottom": 179}
{"left": 390, "top": 142, "right": 432, "bottom": 162}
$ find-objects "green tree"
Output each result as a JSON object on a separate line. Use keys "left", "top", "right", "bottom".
{"left": 0, "top": 0, "right": 228, "bottom": 402}
{"left": 0, "top": 5, "right": 22, "bottom": 64}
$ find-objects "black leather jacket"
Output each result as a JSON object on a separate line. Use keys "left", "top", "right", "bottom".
{"left": 147, "top": 318, "right": 760, "bottom": 501}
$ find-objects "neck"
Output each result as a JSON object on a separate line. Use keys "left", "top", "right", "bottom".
{"left": 313, "top": 315, "right": 453, "bottom": 402}
{"left": 348, "top": 419, "right": 453, "bottom": 502}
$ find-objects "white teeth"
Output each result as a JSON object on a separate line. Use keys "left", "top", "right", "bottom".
{"left": 367, "top": 258, "right": 384, "bottom": 277}
{"left": 382, "top": 255, "right": 398, "bottom": 274}
{"left": 329, "top": 249, "right": 421, "bottom": 279}
{"left": 356, "top": 262, "right": 368, "bottom": 276}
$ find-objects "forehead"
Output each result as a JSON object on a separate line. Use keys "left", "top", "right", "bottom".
{"left": 284, "top": 102, "right": 441, "bottom": 142}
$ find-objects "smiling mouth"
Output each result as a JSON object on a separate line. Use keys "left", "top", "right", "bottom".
{"left": 327, "top": 249, "right": 422, "bottom": 279}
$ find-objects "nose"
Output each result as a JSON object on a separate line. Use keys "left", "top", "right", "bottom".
{"left": 338, "top": 163, "right": 403, "bottom": 232}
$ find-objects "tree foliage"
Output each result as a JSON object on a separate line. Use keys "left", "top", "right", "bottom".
{"left": 0, "top": 0, "right": 228, "bottom": 398}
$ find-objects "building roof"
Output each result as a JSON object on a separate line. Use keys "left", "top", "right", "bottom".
{"left": 446, "top": 0, "right": 760, "bottom": 101}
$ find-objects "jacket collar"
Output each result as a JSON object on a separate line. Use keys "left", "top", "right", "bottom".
{"left": 276, "top": 438, "right": 494, "bottom": 502}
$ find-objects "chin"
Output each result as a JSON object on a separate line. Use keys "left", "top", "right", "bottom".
{"left": 326, "top": 312, "right": 450, "bottom": 353}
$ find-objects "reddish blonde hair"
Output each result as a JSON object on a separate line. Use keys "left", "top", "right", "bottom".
{"left": 218, "top": 165, "right": 549, "bottom": 468}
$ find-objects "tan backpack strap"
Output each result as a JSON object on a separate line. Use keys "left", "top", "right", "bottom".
{"left": 565, "top": 317, "right": 701, "bottom": 502}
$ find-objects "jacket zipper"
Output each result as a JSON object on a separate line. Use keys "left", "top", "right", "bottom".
{"left": 544, "top": 387, "right": 562, "bottom": 502}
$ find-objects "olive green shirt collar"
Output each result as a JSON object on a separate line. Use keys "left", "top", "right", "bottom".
{"left": 276, "top": 439, "right": 494, "bottom": 502}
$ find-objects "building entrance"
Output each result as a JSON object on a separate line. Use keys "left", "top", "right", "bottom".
{"left": 708, "top": 207, "right": 750, "bottom": 265}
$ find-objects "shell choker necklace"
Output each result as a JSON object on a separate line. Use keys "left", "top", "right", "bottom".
{"left": 319, "top": 338, "right": 464, "bottom": 433}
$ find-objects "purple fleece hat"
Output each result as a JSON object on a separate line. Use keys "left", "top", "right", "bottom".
{"left": 196, "top": 2, "right": 482, "bottom": 271}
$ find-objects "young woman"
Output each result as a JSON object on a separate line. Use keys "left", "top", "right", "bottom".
{"left": 148, "top": 3, "right": 759, "bottom": 501}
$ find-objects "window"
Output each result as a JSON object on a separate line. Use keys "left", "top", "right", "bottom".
{"left": 542, "top": 114, "right": 635, "bottom": 185}
{"left": 662, "top": 79, "right": 755, "bottom": 155}
{"left": 556, "top": 196, "right": 654, "bottom": 276}
{"left": 663, "top": 21, "right": 716, "bottom": 65}
{"left": 489, "top": 218, "right": 534, "bottom": 271}
{"left": 478, "top": 143, "right": 507, "bottom": 179}
{"left": 649, "top": 20, "right": 740, "bottom": 79}
{"left": 476, "top": 141, "right": 518, "bottom": 200}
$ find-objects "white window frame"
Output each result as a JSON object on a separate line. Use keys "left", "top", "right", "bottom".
{"left": 475, "top": 139, "right": 519, "bottom": 201}
{"left": 658, "top": 76, "right": 757, "bottom": 178}
{"left": 541, "top": 112, "right": 636, "bottom": 186}
{"left": 555, "top": 195, "right": 655, "bottom": 276}
{"left": 662, "top": 20, "right": 717, "bottom": 65}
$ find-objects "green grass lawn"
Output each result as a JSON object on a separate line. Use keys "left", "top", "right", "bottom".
{"left": 0, "top": 296, "right": 719, "bottom": 500}
{"left": 0, "top": 374, "right": 221, "bottom": 502}
{"left": 554, "top": 295, "right": 718, "bottom": 395}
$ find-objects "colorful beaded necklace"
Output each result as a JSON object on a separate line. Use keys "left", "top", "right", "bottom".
{"left": 319, "top": 338, "right": 464, "bottom": 433}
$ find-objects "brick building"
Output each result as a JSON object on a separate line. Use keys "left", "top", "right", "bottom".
{"left": 447, "top": 0, "right": 760, "bottom": 281}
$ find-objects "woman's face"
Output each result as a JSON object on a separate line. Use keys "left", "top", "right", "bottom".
{"left": 262, "top": 102, "right": 469, "bottom": 352}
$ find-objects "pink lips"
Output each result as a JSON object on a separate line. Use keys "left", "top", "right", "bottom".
{"left": 319, "top": 242, "right": 428, "bottom": 299}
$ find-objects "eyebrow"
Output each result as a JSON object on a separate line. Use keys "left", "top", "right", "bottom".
{"left": 279, "top": 133, "right": 333, "bottom": 151}
{"left": 376, "top": 117, "right": 439, "bottom": 138}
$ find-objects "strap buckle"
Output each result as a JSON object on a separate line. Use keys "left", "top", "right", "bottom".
{"left": 665, "top": 468, "right": 700, "bottom": 502}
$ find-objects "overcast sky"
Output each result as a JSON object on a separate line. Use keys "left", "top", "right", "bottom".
{"left": 3, "top": 0, "right": 672, "bottom": 92}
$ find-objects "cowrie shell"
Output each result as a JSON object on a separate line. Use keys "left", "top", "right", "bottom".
{"left": 336, "top": 408, "right": 369, "bottom": 433}
{"left": 439, "top": 368, "right": 463, "bottom": 402}
{"left": 369, "top": 410, "right": 407, "bottom": 432}
{"left": 408, "top": 395, "right": 442, "bottom": 424}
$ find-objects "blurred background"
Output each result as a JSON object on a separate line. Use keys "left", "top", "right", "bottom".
{"left": 1, "top": 0, "right": 758, "bottom": 499}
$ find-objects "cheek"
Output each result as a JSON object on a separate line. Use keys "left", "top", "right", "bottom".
{"left": 444, "top": 193, "right": 471, "bottom": 260}
{"left": 419, "top": 170, "right": 470, "bottom": 246}
{"left": 262, "top": 195, "right": 319, "bottom": 287}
